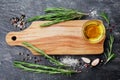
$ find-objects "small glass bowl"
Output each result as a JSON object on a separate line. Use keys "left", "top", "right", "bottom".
{"left": 82, "top": 20, "right": 106, "bottom": 43}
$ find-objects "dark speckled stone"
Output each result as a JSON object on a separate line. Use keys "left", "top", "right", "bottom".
{"left": 0, "top": 0, "right": 120, "bottom": 80}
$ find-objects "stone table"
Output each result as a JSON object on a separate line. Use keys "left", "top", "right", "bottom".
{"left": 0, "top": 0, "right": 120, "bottom": 80}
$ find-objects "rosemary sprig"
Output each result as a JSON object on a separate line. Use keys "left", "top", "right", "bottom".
{"left": 14, "top": 61, "right": 76, "bottom": 75}
{"left": 44, "top": 7, "right": 71, "bottom": 13}
{"left": 104, "top": 35, "right": 116, "bottom": 64}
{"left": 100, "top": 12, "right": 110, "bottom": 24}
{"left": 27, "top": 8, "right": 88, "bottom": 27}
{"left": 40, "top": 17, "right": 73, "bottom": 27}
{"left": 22, "top": 42, "right": 65, "bottom": 67}
{"left": 14, "top": 63, "right": 61, "bottom": 74}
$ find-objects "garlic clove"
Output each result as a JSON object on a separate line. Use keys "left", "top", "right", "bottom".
{"left": 81, "top": 57, "right": 91, "bottom": 63}
{"left": 91, "top": 58, "right": 100, "bottom": 66}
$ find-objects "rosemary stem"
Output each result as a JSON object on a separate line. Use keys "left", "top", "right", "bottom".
{"left": 14, "top": 61, "right": 76, "bottom": 74}
{"left": 27, "top": 8, "right": 88, "bottom": 26}
{"left": 14, "top": 63, "right": 61, "bottom": 74}
{"left": 22, "top": 42, "right": 65, "bottom": 67}
{"left": 104, "top": 35, "right": 115, "bottom": 64}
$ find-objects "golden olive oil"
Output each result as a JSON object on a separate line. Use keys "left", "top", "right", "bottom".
{"left": 83, "top": 20, "right": 105, "bottom": 43}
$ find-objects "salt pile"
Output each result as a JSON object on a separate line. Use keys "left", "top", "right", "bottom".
{"left": 60, "top": 56, "right": 79, "bottom": 67}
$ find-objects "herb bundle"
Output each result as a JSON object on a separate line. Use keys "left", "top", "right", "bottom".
{"left": 104, "top": 35, "right": 116, "bottom": 64}
{"left": 100, "top": 12, "right": 116, "bottom": 64}
{"left": 27, "top": 8, "right": 88, "bottom": 27}
{"left": 14, "top": 42, "right": 77, "bottom": 75}
{"left": 14, "top": 61, "right": 76, "bottom": 75}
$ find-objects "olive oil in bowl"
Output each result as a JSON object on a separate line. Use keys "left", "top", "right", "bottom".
{"left": 83, "top": 20, "right": 105, "bottom": 43}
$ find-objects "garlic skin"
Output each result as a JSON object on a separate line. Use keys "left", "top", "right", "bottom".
{"left": 91, "top": 58, "right": 100, "bottom": 66}
{"left": 81, "top": 57, "right": 91, "bottom": 63}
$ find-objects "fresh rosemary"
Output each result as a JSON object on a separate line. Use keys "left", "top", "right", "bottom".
{"left": 22, "top": 42, "right": 66, "bottom": 67}
{"left": 27, "top": 8, "right": 88, "bottom": 27}
{"left": 14, "top": 61, "right": 76, "bottom": 75}
{"left": 100, "top": 12, "right": 110, "bottom": 24}
{"left": 104, "top": 35, "right": 116, "bottom": 64}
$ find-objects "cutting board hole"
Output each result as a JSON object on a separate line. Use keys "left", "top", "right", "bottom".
{"left": 11, "top": 36, "right": 17, "bottom": 41}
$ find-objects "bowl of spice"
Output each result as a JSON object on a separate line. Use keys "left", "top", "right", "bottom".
{"left": 83, "top": 20, "right": 106, "bottom": 43}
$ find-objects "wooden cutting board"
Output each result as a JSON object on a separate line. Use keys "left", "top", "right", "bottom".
{"left": 6, "top": 20, "right": 105, "bottom": 55}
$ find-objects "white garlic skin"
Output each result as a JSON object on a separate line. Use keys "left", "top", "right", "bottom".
{"left": 81, "top": 57, "right": 91, "bottom": 63}
{"left": 91, "top": 58, "right": 100, "bottom": 66}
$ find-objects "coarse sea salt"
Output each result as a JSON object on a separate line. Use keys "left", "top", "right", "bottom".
{"left": 60, "top": 56, "right": 79, "bottom": 67}
{"left": 89, "top": 9, "right": 98, "bottom": 18}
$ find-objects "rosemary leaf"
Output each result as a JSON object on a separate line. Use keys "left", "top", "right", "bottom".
{"left": 100, "top": 12, "right": 110, "bottom": 24}
{"left": 40, "top": 19, "right": 64, "bottom": 27}
{"left": 27, "top": 11, "right": 73, "bottom": 22}
{"left": 104, "top": 35, "right": 116, "bottom": 64}
{"left": 14, "top": 61, "right": 76, "bottom": 75}
{"left": 14, "top": 63, "right": 61, "bottom": 74}
{"left": 104, "top": 52, "right": 107, "bottom": 58}
{"left": 27, "top": 8, "right": 88, "bottom": 26}
{"left": 27, "top": 15, "right": 45, "bottom": 22}
{"left": 104, "top": 53, "right": 116, "bottom": 64}
{"left": 40, "top": 18, "right": 73, "bottom": 27}
{"left": 44, "top": 7, "right": 71, "bottom": 13}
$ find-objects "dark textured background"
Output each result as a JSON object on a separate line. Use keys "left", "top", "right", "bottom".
{"left": 0, "top": 0, "right": 120, "bottom": 80}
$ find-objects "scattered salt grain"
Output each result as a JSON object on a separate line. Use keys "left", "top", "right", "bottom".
{"left": 101, "top": 60, "right": 103, "bottom": 62}
{"left": 60, "top": 56, "right": 79, "bottom": 67}
{"left": 114, "top": 32, "right": 120, "bottom": 36}
{"left": 89, "top": 9, "right": 98, "bottom": 18}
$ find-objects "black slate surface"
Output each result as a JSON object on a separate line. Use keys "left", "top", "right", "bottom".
{"left": 0, "top": 0, "right": 120, "bottom": 80}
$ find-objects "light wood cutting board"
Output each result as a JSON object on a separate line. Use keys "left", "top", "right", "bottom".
{"left": 6, "top": 20, "right": 105, "bottom": 55}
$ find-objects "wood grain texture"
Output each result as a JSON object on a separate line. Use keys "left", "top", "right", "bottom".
{"left": 6, "top": 20, "right": 105, "bottom": 55}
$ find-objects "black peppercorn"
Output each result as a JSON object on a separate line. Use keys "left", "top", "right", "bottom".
{"left": 27, "top": 54, "right": 30, "bottom": 56}
{"left": 34, "top": 56, "right": 37, "bottom": 59}
{"left": 10, "top": 14, "right": 26, "bottom": 30}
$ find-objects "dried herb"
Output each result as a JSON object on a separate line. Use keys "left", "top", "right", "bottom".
{"left": 100, "top": 12, "right": 110, "bottom": 24}
{"left": 104, "top": 35, "right": 116, "bottom": 64}
{"left": 27, "top": 8, "right": 88, "bottom": 27}
{"left": 14, "top": 61, "right": 76, "bottom": 75}
{"left": 22, "top": 42, "right": 66, "bottom": 67}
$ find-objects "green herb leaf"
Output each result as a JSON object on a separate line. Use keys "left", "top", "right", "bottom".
{"left": 100, "top": 12, "right": 110, "bottom": 24}
{"left": 44, "top": 7, "right": 71, "bottom": 13}
{"left": 27, "top": 8, "right": 88, "bottom": 26}
{"left": 104, "top": 35, "right": 116, "bottom": 64}
{"left": 40, "top": 17, "right": 73, "bottom": 27}
{"left": 14, "top": 62, "right": 62, "bottom": 74}
{"left": 14, "top": 61, "right": 76, "bottom": 75}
